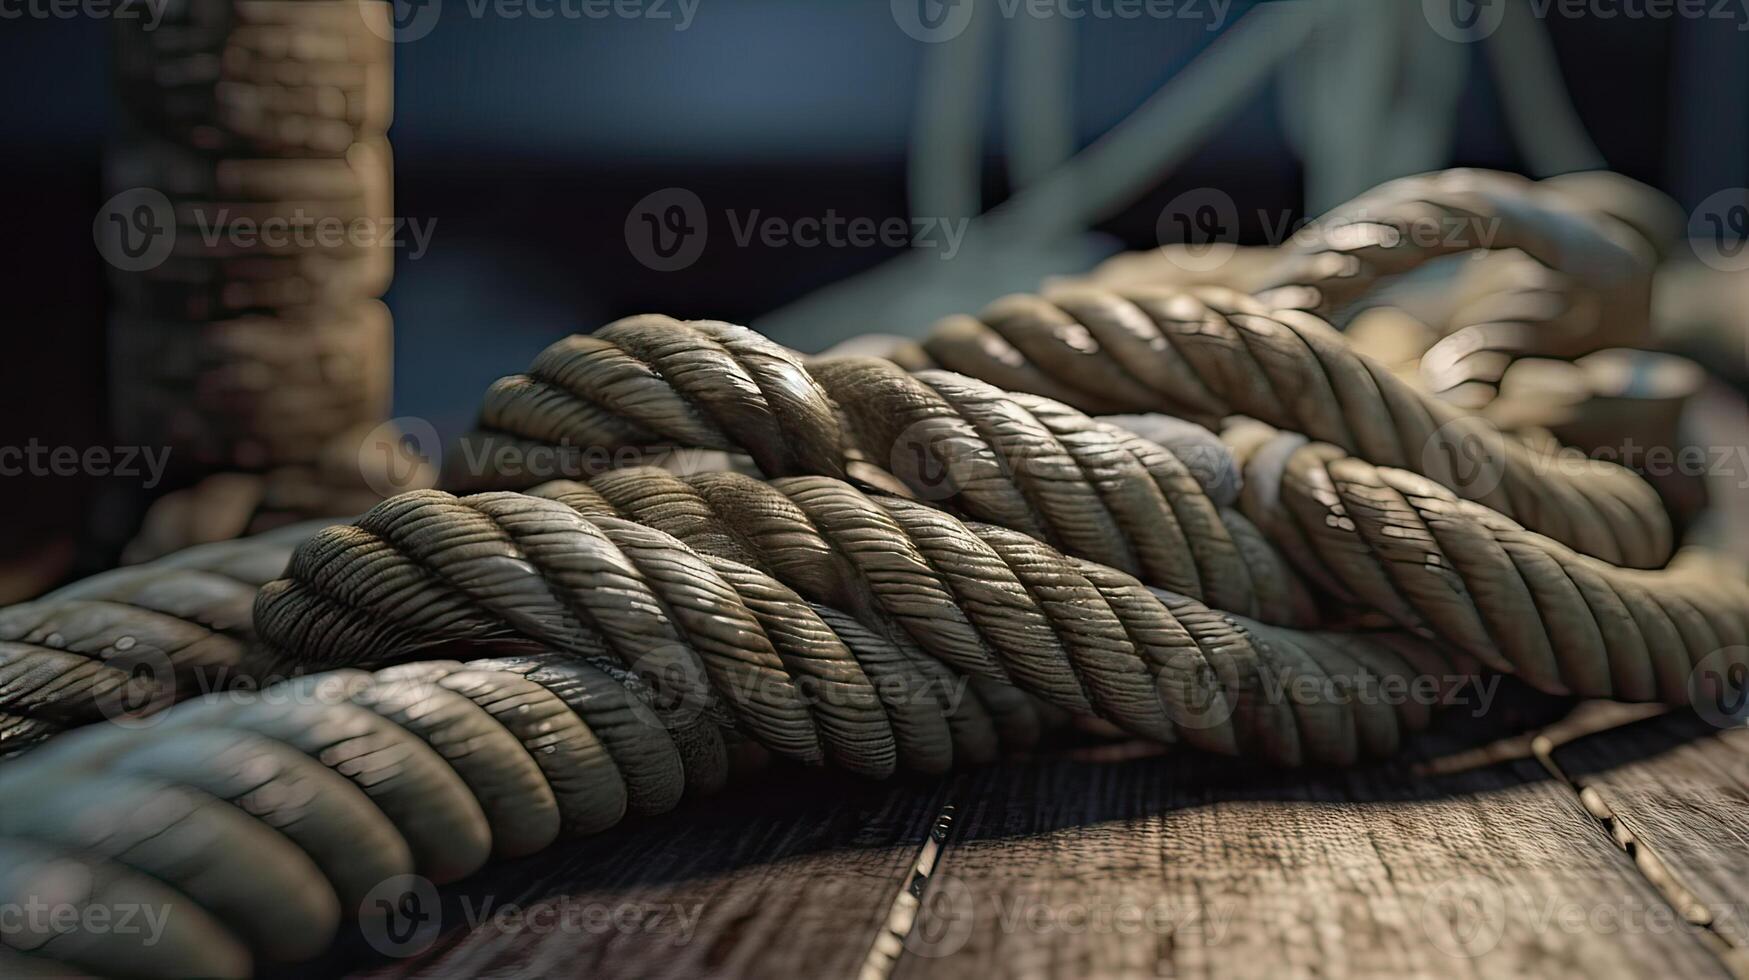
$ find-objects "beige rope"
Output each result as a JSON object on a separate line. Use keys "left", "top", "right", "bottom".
{"left": 255, "top": 475, "right": 1458, "bottom": 774}
{"left": 1257, "top": 168, "right": 1667, "bottom": 332}
{"left": 1069, "top": 169, "right": 1676, "bottom": 409}
{"left": 0, "top": 656, "right": 765, "bottom": 977}
{"left": 451, "top": 315, "right": 1316, "bottom": 626}
{"left": 1224, "top": 421, "right": 1748, "bottom": 703}
{"left": 0, "top": 523, "right": 317, "bottom": 754}
{"left": 922, "top": 288, "right": 1672, "bottom": 568}
{"left": 0, "top": 459, "right": 1482, "bottom": 974}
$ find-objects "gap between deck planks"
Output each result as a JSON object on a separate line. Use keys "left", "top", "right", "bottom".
{"left": 287, "top": 702, "right": 1749, "bottom": 979}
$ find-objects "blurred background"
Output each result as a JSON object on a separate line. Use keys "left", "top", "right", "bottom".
{"left": 1, "top": 0, "right": 1744, "bottom": 589}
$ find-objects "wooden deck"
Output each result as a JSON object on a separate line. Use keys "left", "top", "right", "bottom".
{"left": 274, "top": 690, "right": 1749, "bottom": 979}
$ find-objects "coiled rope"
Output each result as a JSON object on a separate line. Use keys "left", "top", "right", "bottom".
{"left": 449, "top": 309, "right": 1744, "bottom": 702}
{"left": 0, "top": 656, "right": 786, "bottom": 978}
{"left": 920, "top": 288, "right": 1671, "bottom": 568}
{"left": 255, "top": 473, "right": 1459, "bottom": 774}
{"left": 1073, "top": 169, "right": 1675, "bottom": 409}
{"left": 1222, "top": 420, "right": 1748, "bottom": 703}
{"left": 451, "top": 316, "right": 1318, "bottom": 626}
{"left": 0, "top": 523, "right": 319, "bottom": 754}
{"left": 1257, "top": 168, "right": 1666, "bottom": 332}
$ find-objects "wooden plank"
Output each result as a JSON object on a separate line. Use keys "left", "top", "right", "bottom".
{"left": 273, "top": 699, "right": 1744, "bottom": 978}
{"left": 889, "top": 733, "right": 1731, "bottom": 980}
{"left": 1549, "top": 713, "right": 1749, "bottom": 958}
{"left": 270, "top": 764, "right": 945, "bottom": 980}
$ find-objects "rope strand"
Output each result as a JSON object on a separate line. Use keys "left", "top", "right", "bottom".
{"left": 922, "top": 288, "right": 1671, "bottom": 567}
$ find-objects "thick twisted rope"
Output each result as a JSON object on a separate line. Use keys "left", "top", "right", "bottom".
{"left": 921, "top": 288, "right": 1672, "bottom": 568}
{"left": 255, "top": 476, "right": 1470, "bottom": 777}
{"left": 450, "top": 316, "right": 1316, "bottom": 626}
{"left": 1224, "top": 420, "right": 1749, "bottom": 703}
{"left": 0, "top": 523, "right": 319, "bottom": 754}
{"left": 1257, "top": 169, "right": 1665, "bottom": 332}
{"left": 0, "top": 656, "right": 791, "bottom": 977}
{"left": 1074, "top": 169, "right": 1674, "bottom": 407}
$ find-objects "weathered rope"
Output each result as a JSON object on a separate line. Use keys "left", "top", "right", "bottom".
{"left": 1257, "top": 168, "right": 1667, "bottom": 336}
{"left": 1071, "top": 169, "right": 1675, "bottom": 409}
{"left": 450, "top": 316, "right": 1316, "bottom": 626}
{"left": 0, "top": 523, "right": 319, "bottom": 754}
{"left": 0, "top": 656, "right": 784, "bottom": 977}
{"left": 1224, "top": 420, "right": 1749, "bottom": 703}
{"left": 255, "top": 475, "right": 1468, "bottom": 774}
{"left": 921, "top": 288, "right": 1672, "bottom": 568}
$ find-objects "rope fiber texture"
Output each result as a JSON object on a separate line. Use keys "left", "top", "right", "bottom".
{"left": 452, "top": 307, "right": 1742, "bottom": 704}
{"left": 0, "top": 657, "right": 766, "bottom": 978}
{"left": 451, "top": 315, "right": 1318, "bottom": 627}
{"left": 1074, "top": 169, "right": 1677, "bottom": 409}
{"left": 921, "top": 288, "right": 1672, "bottom": 568}
{"left": 255, "top": 472, "right": 1464, "bottom": 777}
{"left": 0, "top": 524, "right": 318, "bottom": 755}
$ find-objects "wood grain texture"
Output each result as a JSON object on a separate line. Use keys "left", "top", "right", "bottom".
{"left": 277, "top": 697, "right": 1749, "bottom": 979}
{"left": 1549, "top": 713, "right": 1749, "bottom": 958}
{"left": 891, "top": 728, "right": 1731, "bottom": 980}
{"left": 271, "top": 764, "right": 946, "bottom": 980}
